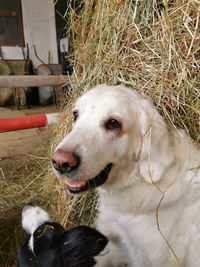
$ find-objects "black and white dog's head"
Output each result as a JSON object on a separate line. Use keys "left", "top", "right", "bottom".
{"left": 17, "top": 205, "right": 108, "bottom": 267}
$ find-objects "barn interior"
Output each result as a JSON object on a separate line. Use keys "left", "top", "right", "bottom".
{"left": 0, "top": 0, "right": 200, "bottom": 266}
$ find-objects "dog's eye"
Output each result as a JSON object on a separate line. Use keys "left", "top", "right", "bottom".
{"left": 105, "top": 118, "right": 122, "bottom": 131}
{"left": 73, "top": 110, "right": 79, "bottom": 122}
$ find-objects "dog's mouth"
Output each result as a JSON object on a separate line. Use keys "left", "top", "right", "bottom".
{"left": 65, "top": 163, "right": 113, "bottom": 194}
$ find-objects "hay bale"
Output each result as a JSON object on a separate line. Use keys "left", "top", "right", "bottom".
{"left": 1, "top": 0, "right": 200, "bottom": 265}
{"left": 68, "top": 0, "right": 200, "bottom": 142}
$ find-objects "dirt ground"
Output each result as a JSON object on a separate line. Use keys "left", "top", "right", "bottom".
{"left": 0, "top": 106, "right": 58, "bottom": 168}
{"left": 0, "top": 105, "right": 59, "bottom": 266}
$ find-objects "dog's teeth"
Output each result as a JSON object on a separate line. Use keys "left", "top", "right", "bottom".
{"left": 65, "top": 179, "right": 86, "bottom": 188}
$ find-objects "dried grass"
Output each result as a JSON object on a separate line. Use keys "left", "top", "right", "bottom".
{"left": 68, "top": 0, "right": 200, "bottom": 141}
{"left": 0, "top": 147, "right": 97, "bottom": 266}
{"left": 1, "top": 0, "right": 200, "bottom": 265}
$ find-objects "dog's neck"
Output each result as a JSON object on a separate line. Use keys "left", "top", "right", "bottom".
{"left": 98, "top": 159, "right": 194, "bottom": 213}
{"left": 98, "top": 129, "right": 200, "bottom": 213}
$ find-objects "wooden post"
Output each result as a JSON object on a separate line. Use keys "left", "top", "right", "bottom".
{"left": 0, "top": 75, "right": 69, "bottom": 88}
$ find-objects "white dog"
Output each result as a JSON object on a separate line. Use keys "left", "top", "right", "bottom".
{"left": 52, "top": 84, "right": 200, "bottom": 267}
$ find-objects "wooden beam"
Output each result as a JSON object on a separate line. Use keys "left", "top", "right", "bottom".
{"left": 0, "top": 75, "right": 69, "bottom": 88}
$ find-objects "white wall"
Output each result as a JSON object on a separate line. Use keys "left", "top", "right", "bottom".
{"left": 1, "top": 0, "right": 58, "bottom": 68}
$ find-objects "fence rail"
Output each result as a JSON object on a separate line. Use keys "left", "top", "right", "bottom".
{"left": 0, "top": 75, "right": 69, "bottom": 88}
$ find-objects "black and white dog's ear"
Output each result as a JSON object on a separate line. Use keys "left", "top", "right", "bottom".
{"left": 60, "top": 226, "right": 108, "bottom": 265}
{"left": 77, "top": 226, "right": 108, "bottom": 256}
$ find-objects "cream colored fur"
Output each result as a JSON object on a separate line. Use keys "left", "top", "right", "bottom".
{"left": 54, "top": 85, "right": 200, "bottom": 267}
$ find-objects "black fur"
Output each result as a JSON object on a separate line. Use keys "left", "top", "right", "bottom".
{"left": 18, "top": 222, "right": 108, "bottom": 267}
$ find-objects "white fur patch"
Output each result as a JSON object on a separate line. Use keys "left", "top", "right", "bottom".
{"left": 22, "top": 205, "right": 50, "bottom": 252}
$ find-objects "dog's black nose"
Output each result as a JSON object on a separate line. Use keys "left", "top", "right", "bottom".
{"left": 52, "top": 149, "right": 80, "bottom": 174}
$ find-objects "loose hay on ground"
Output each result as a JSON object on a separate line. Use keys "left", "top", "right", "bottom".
{"left": 1, "top": 0, "right": 200, "bottom": 265}
{"left": 0, "top": 146, "right": 96, "bottom": 266}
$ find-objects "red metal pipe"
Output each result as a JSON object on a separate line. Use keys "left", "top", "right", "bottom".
{"left": 0, "top": 113, "right": 58, "bottom": 132}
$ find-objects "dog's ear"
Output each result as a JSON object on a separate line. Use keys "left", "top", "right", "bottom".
{"left": 62, "top": 226, "right": 108, "bottom": 255}
{"left": 138, "top": 103, "right": 175, "bottom": 183}
{"left": 60, "top": 226, "right": 108, "bottom": 266}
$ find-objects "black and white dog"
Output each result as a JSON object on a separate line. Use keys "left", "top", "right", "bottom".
{"left": 17, "top": 204, "right": 108, "bottom": 267}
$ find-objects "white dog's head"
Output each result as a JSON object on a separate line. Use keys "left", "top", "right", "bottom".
{"left": 52, "top": 85, "right": 175, "bottom": 194}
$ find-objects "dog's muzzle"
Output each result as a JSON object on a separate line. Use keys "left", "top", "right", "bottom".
{"left": 64, "top": 163, "right": 113, "bottom": 194}
{"left": 52, "top": 149, "right": 113, "bottom": 194}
